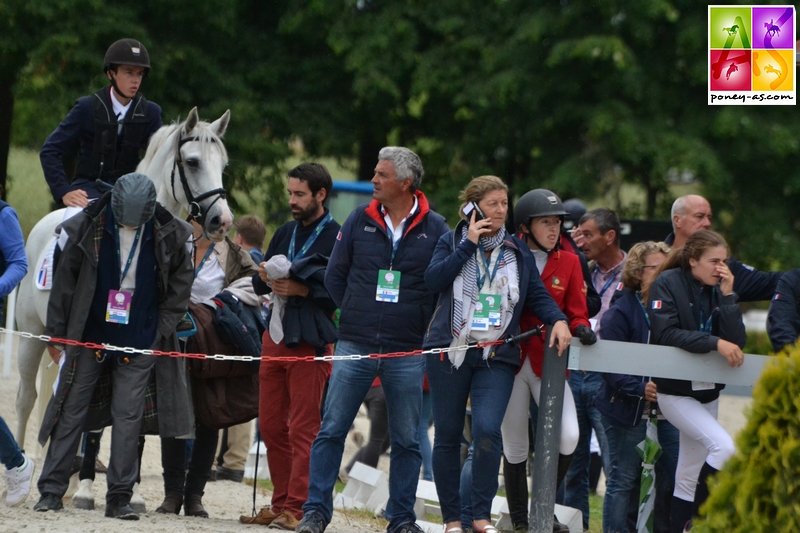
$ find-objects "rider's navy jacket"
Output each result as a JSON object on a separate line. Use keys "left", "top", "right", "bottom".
{"left": 594, "top": 287, "right": 650, "bottom": 427}
{"left": 325, "top": 191, "right": 449, "bottom": 351}
{"left": 767, "top": 268, "right": 800, "bottom": 352}
{"left": 40, "top": 86, "right": 162, "bottom": 204}
{"left": 422, "top": 219, "right": 568, "bottom": 368}
{"left": 648, "top": 267, "right": 747, "bottom": 403}
{"left": 664, "top": 232, "right": 781, "bottom": 302}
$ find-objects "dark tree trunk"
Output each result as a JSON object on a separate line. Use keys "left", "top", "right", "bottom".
{"left": 0, "top": 78, "right": 14, "bottom": 200}
{"left": 357, "top": 132, "right": 381, "bottom": 182}
{"left": 646, "top": 184, "right": 658, "bottom": 220}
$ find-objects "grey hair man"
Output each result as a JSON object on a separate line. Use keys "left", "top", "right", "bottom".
{"left": 666, "top": 194, "right": 780, "bottom": 302}
{"left": 297, "top": 147, "right": 449, "bottom": 533}
{"left": 562, "top": 207, "right": 625, "bottom": 529}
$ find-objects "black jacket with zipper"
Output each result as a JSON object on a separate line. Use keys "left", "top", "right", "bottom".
{"left": 647, "top": 268, "right": 746, "bottom": 403}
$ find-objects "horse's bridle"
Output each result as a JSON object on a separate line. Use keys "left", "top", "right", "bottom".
{"left": 170, "top": 135, "right": 227, "bottom": 227}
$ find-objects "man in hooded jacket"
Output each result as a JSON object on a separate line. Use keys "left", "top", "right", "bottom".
{"left": 34, "top": 173, "right": 193, "bottom": 519}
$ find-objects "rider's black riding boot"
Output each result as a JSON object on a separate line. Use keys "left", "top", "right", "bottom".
{"left": 503, "top": 456, "right": 529, "bottom": 531}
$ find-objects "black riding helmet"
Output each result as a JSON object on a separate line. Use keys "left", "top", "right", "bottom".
{"left": 514, "top": 189, "right": 568, "bottom": 253}
{"left": 103, "top": 39, "right": 151, "bottom": 74}
{"left": 562, "top": 198, "right": 587, "bottom": 230}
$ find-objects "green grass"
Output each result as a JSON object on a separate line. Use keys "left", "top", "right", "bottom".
{"left": 251, "top": 478, "right": 606, "bottom": 532}
{"left": 6, "top": 147, "right": 52, "bottom": 238}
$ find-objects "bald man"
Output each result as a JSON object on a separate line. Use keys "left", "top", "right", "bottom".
{"left": 666, "top": 194, "right": 780, "bottom": 302}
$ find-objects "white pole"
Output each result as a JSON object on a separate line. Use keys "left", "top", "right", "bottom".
{"left": 2, "top": 286, "right": 17, "bottom": 378}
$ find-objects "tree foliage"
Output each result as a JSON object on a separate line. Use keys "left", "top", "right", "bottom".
{"left": 5, "top": 0, "right": 800, "bottom": 269}
{"left": 693, "top": 347, "right": 800, "bottom": 533}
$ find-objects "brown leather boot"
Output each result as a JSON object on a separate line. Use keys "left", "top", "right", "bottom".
{"left": 154, "top": 495, "right": 182, "bottom": 515}
{"left": 184, "top": 494, "right": 209, "bottom": 518}
{"left": 240, "top": 506, "right": 282, "bottom": 525}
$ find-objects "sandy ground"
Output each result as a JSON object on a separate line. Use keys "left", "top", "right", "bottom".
{"left": 0, "top": 334, "right": 754, "bottom": 533}
{"left": 0, "top": 334, "right": 387, "bottom": 532}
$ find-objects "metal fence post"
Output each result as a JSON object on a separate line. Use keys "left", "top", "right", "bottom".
{"left": 529, "top": 325, "right": 568, "bottom": 533}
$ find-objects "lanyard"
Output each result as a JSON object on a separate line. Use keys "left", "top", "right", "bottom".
{"left": 698, "top": 287, "right": 717, "bottom": 333}
{"left": 635, "top": 292, "right": 650, "bottom": 328}
{"left": 288, "top": 213, "right": 332, "bottom": 262}
{"left": 194, "top": 243, "right": 216, "bottom": 277}
{"left": 115, "top": 226, "right": 142, "bottom": 287}
{"left": 477, "top": 243, "right": 503, "bottom": 291}
{"left": 698, "top": 309, "right": 714, "bottom": 333}
{"left": 593, "top": 264, "right": 618, "bottom": 297}
{"left": 386, "top": 228, "right": 403, "bottom": 269}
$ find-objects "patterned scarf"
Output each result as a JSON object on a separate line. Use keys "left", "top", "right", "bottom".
{"left": 450, "top": 225, "right": 519, "bottom": 367}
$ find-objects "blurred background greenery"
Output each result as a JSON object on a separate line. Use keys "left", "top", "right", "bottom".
{"left": 2, "top": 0, "right": 798, "bottom": 271}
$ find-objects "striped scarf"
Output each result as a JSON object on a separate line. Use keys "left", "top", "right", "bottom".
{"left": 449, "top": 226, "right": 519, "bottom": 367}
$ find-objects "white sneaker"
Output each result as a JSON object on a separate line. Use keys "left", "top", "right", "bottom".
{"left": 5, "top": 454, "right": 35, "bottom": 507}
{"left": 73, "top": 478, "right": 95, "bottom": 510}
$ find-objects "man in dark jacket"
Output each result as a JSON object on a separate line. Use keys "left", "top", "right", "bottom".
{"left": 242, "top": 163, "right": 341, "bottom": 530}
{"left": 666, "top": 194, "right": 781, "bottom": 302}
{"left": 297, "top": 148, "right": 449, "bottom": 533}
{"left": 41, "top": 39, "right": 161, "bottom": 207}
{"left": 767, "top": 268, "right": 800, "bottom": 352}
{"left": 34, "top": 173, "right": 193, "bottom": 519}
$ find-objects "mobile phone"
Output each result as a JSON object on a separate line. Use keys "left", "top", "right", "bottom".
{"left": 461, "top": 202, "right": 486, "bottom": 222}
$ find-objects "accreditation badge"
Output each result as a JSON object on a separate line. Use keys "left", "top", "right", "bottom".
{"left": 471, "top": 293, "right": 501, "bottom": 331}
{"left": 376, "top": 269, "right": 401, "bottom": 303}
{"left": 106, "top": 290, "right": 132, "bottom": 324}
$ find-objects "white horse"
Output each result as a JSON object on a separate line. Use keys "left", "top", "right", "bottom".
{"left": 14, "top": 107, "right": 233, "bottom": 449}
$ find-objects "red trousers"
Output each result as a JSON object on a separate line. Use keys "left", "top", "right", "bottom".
{"left": 258, "top": 335, "right": 331, "bottom": 519}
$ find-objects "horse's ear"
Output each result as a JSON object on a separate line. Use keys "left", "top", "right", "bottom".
{"left": 210, "top": 110, "right": 230, "bottom": 138}
{"left": 184, "top": 107, "right": 200, "bottom": 135}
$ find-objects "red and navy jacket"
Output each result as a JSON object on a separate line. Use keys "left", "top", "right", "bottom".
{"left": 519, "top": 249, "right": 590, "bottom": 376}
{"left": 324, "top": 190, "right": 449, "bottom": 351}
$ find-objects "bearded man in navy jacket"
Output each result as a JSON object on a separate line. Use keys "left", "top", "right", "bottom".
{"left": 297, "top": 147, "right": 449, "bottom": 533}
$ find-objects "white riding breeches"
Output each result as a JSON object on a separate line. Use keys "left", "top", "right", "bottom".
{"left": 501, "top": 361, "right": 579, "bottom": 464}
{"left": 658, "top": 393, "right": 735, "bottom": 501}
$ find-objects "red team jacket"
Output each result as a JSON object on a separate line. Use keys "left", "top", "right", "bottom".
{"left": 518, "top": 249, "right": 591, "bottom": 377}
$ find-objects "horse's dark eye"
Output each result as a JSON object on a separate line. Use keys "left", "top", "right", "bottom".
{"left": 186, "top": 158, "right": 200, "bottom": 169}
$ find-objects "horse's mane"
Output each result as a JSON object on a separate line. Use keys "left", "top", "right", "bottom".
{"left": 138, "top": 117, "right": 228, "bottom": 172}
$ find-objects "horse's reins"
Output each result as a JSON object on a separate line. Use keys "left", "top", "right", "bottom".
{"left": 170, "top": 134, "right": 227, "bottom": 228}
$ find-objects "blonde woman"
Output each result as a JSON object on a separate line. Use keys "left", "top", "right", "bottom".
{"left": 423, "top": 176, "right": 571, "bottom": 533}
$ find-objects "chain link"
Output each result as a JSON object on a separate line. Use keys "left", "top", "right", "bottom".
{"left": 0, "top": 326, "right": 528, "bottom": 363}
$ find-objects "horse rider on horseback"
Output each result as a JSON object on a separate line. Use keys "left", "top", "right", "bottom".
{"left": 40, "top": 38, "right": 163, "bottom": 250}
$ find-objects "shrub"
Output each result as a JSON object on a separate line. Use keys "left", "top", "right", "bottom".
{"left": 693, "top": 347, "right": 800, "bottom": 532}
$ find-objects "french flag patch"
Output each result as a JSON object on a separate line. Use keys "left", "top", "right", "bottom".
{"left": 652, "top": 300, "right": 662, "bottom": 309}
{"left": 336, "top": 231, "right": 342, "bottom": 241}
{"left": 615, "top": 282, "right": 624, "bottom": 291}
{"left": 774, "top": 293, "right": 781, "bottom": 300}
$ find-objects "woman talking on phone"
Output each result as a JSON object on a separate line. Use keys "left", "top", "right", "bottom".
{"left": 423, "top": 176, "right": 571, "bottom": 533}
{"left": 646, "top": 230, "right": 745, "bottom": 533}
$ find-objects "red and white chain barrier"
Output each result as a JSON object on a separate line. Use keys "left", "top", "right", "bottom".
{"left": 0, "top": 326, "right": 543, "bottom": 363}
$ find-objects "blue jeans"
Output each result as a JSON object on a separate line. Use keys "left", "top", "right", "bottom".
{"left": 419, "top": 388, "right": 433, "bottom": 481}
{"left": 602, "top": 416, "right": 647, "bottom": 533}
{"left": 427, "top": 349, "right": 516, "bottom": 524}
{"left": 558, "top": 371, "right": 610, "bottom": 530}
{"left": 0, "top": 415, "right": 24, "bottom": 470}
{"left": 459, "top": 444, "right": 474, "bottom": 525}
{"left": 303, "top": 340, "right": 424, "bottom": 531}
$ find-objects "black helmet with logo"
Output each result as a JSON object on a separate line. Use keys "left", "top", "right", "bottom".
{"left": 103, "top": 39, "right": 151, "bottom": 73}
{"left": 513, "top": 188, "right": 568, "bottom": 230}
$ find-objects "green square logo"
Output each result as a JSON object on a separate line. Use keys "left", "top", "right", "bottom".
{"left": 710, "top": 7, "right": 752, "bottom": 49}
